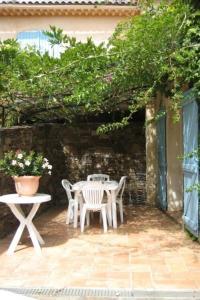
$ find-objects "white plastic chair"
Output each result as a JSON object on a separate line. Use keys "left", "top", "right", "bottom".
{"left": 115, "top": 176, "right": 127, "bottom": 223}
{"left": 87, "top": 174, "right": 110, "bottom": 182}
{"left": 81, "top": 182, "right": 110, "bottom": 233}
{"left": 61, "top": 179, "right": 79, "bottom": 228}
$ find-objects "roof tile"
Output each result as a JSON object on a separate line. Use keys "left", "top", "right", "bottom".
{"left": 0, "top": 0, "right": 137, "bottom": 5}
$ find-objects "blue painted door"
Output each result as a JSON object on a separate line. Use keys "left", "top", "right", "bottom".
{"left": 157, "top": 111, "right": 167, "bottom": 210}
{"left": 183, "top": 91, "right": 199, "bottom": 237}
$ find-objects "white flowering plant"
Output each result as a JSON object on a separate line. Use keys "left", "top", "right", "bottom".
{"left": 0, "top": 150, "right": 52, "bottom": 176}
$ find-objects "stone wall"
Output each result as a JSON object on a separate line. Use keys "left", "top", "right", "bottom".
{"left": 0, "top": 122, "right": 146, "bottom": 237}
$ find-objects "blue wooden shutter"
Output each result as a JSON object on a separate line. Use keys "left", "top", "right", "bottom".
{"left": 17, "top": 31, "right": 59, "bottom": 56}
{"left": 38, "top": 31, "right": 49, "bottom": 54}
{"left": 157, "top": 110, "right": 167, "bottom": 210}
{"left": 183, "top": 90, "right": 199, "bottom": 237}
{"left": 17, "top": 31, "right": 41, "bottom": 50}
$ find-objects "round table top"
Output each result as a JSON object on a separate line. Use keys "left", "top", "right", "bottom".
{"left": 72, "top": 180, "right": 119, "bottom": 191}
{"left": 0, "top": 193, "right": 51, "bottom": 204}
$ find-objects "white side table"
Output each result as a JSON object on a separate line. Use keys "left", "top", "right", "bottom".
{"left": 0, "top": 193, "right": 51, "bottom": 255}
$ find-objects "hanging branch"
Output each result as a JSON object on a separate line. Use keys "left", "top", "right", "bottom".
{"left": 1, "top": 106, "right": 5, "bottom": 127}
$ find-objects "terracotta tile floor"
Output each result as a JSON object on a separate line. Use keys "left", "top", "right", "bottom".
{"left": 0, "top": 205, "right": 200, "bottom": 290}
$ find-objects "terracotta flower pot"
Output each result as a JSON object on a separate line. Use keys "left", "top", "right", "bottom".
{"left": 13, "top": 176, "right": 41, "bottom": 196}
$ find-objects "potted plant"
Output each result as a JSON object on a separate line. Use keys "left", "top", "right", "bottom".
{"left": 0, "top": 150, "right": 52, "bottom": 196}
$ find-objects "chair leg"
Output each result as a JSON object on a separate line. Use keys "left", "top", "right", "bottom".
{"left": 66, "top": 210, "right": 70, "bottom": 225}
{"left": 91, "top": 211, "right": 94, "bottom": 220}
{"left": 102, "top": 206, "right": 107, "bottom": 233}
{"left": 86, "top": 211, "right": 90, "bottom": 226}
{"left": 99, "top": 211, "right": 102, "bottom": 224}
{"left": 106, "top": 204, "right": 112, "bottom": 227}
{"left": 119, "top": 201, "right": 123, "bottom": 223}
{"left": 81, "top": 205, "right": 87, "bottom": 233}
{"left": 73, "top": 201, "right": 78, "bottom": 228}
{"left": 66, "top": 201, "right": 72, "bottom": 224}
{"left": 79, "top": 200, "right": 83, "bottom": 225}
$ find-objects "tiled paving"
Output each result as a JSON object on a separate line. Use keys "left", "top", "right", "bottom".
{"left": 0, "top": 205, "right": 200, "bottom": 291}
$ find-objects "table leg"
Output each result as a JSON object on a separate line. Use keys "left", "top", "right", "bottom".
{"left": 73, "top": 200, "right": 78, "bottom": 228}
{"left": 31, "top": 224, "right": 45, "bottom": 245}
{"left": 7, "top": 203, "right": 43, "bottom": 255}
{"left": 16, "top": 204, "right": 45, "bottom": 245}
{"left": 111, "top": 191, "right": 117, "bottom": 229}
{"left": 26, "top": 203, "right": 42, "bottom": 254}
{"left": 27, "top": 224, "right": 41, "bottom": 254}
{"left": 7, "top": 223, "right": 25, "bottom": 255}
{"left": 74, "top": 191, "right": 83, "bottom": 228}
{"left": 7, "top": 204, "right": 26, "bottom": 255}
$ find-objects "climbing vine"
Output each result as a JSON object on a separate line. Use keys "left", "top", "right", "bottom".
{"left": 0, "top": 0, "right": 199, "bottom": 130}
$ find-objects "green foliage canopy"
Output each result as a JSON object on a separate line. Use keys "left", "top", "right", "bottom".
{"left": 0, "top": 0, "right": 199, "bottom": 131}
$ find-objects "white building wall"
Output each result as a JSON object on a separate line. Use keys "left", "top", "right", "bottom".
{"left": 0, "top": 15, "right": 125, "bottom": 43}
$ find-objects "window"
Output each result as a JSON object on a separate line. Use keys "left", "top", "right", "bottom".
{"left": 17, "top": 30, "right": 61, "bottom": 57}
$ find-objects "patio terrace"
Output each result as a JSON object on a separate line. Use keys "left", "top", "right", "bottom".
{"left": 0, "top": 205, "right": 200, "bottom": 293}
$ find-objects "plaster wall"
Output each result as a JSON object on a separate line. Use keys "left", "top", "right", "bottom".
{"left": 0, "top": 15, "right": 125, "bottom": 43}
{"left": 146, "top": 95, "right": 183, "bottom": 211}
{"left": 146, "top": 101, "right": 157, "bottom": 205}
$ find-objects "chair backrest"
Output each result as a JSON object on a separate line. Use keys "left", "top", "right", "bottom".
{"left": 116, "top": 176, "right": 127, "bottom": 198}
{"left": 82, "top": 182, "right": 104, "bottom": 207}
{"left": 87, "top": 174, "right": 110, "bottom": 182}
{"left": 61, "top": 179, "right": 73, "bottom": 201}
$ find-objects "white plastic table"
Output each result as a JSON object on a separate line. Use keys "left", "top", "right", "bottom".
{"left": 0, "top": 193, "right": 51, "bottom": 255}
{"left": 72, "top": 181, "right": 119, "bottom": 229}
